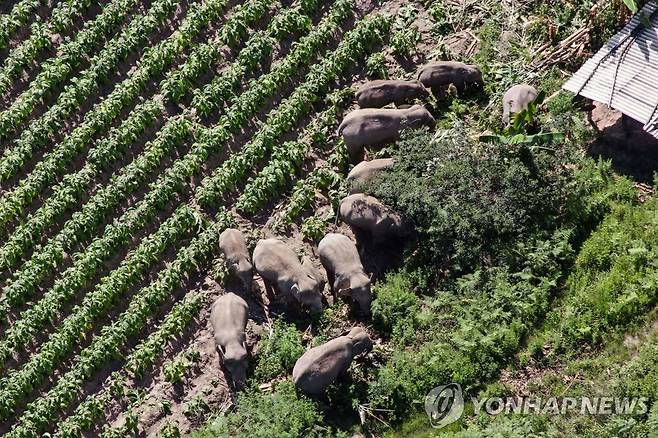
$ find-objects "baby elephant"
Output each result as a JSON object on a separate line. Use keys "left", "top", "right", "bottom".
{"left": 219, "top": 228, "right": 253, "bottom": 292}
{"left": 417, "top": 61, "right": 482, "bottom": 92}
{"left": 210, "top": 293, "right": 249, "bottom": 387}
{"left": 253, "top": 238, "right": 324, "bottom": 313}
{"left": 293, "top": 327, "right": 373, "bottom": 396}
{"left": 318, "top": 233, "right": 372, "bottom": 314}
{"left": 347, "top": 158, "right": 395, "bottom": 194}
{"left": 356, "top": 79, "right": 429, "bottom": 108}
{"left": 338, "top": 105, "right": 435, "bottom": 162}
{"left": 502, "top": 84, "right": 538, "bottom": 124}
{"left": 339, "top": 194, "right": 411, "bottom": 240}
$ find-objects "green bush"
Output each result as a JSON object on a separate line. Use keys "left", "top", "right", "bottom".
{"left": 189, "top": 381, "right": 347, "bottom": 438}
{"left": 367, "top": 229, "right": 572, "bottom": 424}
{"left": 548, "top": 200, "right": 658, "bottom": 352}
{"left": 253, "top": 320, "right": 304, "bottom": 381}
{"left": 362, "top": 129, "right": 576, "bottom": 277}
{"left": 371, "top": 272, "right": 420, "bottom": 344}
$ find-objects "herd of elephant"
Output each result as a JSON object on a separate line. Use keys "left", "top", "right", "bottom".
{"left": 209, "top": 61, "right": 540, "bottom": 397}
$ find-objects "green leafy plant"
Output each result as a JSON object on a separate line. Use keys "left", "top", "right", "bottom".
{"left": 253, "top": 320, "right": 304, "bottom": 381}
{"left": 164, "top": 348, "right": 201, "bottom": 384}
{"left": 366, "top": 52, "right": 388, "bottom": 79}
{"left": 479, "top": 91, "right": 565, "bottom": 147}
{"left": 189, "top": 382, "right": 347, "bottom": 438}
{"left": 622, "top": 0, "right": 639, "bottom": 13}
{"left": 371, "top": 272, "right": 420, "bottom": 344}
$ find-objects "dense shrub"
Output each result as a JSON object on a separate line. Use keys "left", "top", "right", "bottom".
{"left": 361, "top": 129, "right": 573, "bottom": 277}
{"left": 539, "top": 199, "right": 658, "bottom": 352}
{"left": 190, "top": 381, "right": 347, "bottom": 438}
{"left": 253, "top": 320, "right": 304, "bottom": 381}
{"left": 357, "top": 125, "right": 641, "bottom": 428}
{"left": 367, "top": 229, "right": 572, "bottom": 423}
{"left": 371, "top": 272, "right": 420, "bottom": 343}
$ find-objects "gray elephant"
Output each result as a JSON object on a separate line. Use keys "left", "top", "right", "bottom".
{"left": 339, "top": 194, "right": 411, "bottom": 240}
{"left": 219, "top": 228, "right": 253, "bottom": 292}
{"left": 347, "top": 158, "right": 395, "bottom": 194}
{"left": 252, "top": 238, "right": 324, "bottom": 313}
{"left": 417, "top": 61, "right": 482, "bottom": 92}
{"left": 502, "top": 84, "right": 538, "bottom": 124}
{"left": 293, "top": 327, "right": 373, "bottom": 396}
{"left": 318, "top": 233, "right": 372, "bottom": 314}
{"left": 338, "top": 105, "right": 435, "bottom": 162}
{"left": 210, "top": 293, "right": 249, "bottom": 387}
{"left": 355, "top": 79, "right": 429, "bottom": 108}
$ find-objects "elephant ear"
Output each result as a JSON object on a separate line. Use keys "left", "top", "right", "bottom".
{"left": 336, "top": 277, "right": 351, "bottom": 297}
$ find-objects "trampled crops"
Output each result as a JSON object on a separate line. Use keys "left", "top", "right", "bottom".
{"left": 0, "top": 0, "right": 399, "bottom": 435}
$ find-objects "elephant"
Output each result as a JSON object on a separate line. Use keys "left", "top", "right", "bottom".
{"left": 355, "top": 79, "right": 429, "bottom": 108}
{"left": 293, "top": 327, "right": 373, "bottom": 395}
{"left": 318, "top": 233, "right": 372, "bottom": 314}
{"left": 417, "top": 61, "right": 482, "bottom": 92}
{"left": 219, "top": 228, "right": 253, "bottom": 292}
{"left": 347, "top": 158, "right": 395, "bottom": 193}
{"left": 210, "top": 292, "right": 249, "bottom": 387}
{"left": 502, "top": 84, "right": 538, "bottom": 124}
{"left": 339, "top": 194, "right": 412, "bottom": 240}
{"left": 338, "top": 105, "right": 435, "bottom": 162}
{"left": 252, "top": 238, "right": 324, "bottom": 313}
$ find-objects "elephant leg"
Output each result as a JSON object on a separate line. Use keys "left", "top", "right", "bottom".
{"left": 262, "top": 278, "right": 275, "bottom": 302}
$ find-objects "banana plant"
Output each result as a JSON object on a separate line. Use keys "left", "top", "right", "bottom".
{"left": 479, "top": 90, "right": 565, "bottom": 148}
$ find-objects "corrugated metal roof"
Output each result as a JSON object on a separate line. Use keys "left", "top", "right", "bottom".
{"left": 563, "top": 2, "right": 658, "bottom": 138}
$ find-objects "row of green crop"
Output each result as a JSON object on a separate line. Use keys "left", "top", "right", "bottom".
{"left": 0, "top": 0, "right": 354, "bottom": 321}
{"left": 0, "top": 0, "right": 45, "bottom": 49}
{"left": 0, "top": 107, "right": 180, "bottom": 367}
{"left": 0, "top": 204, "right": 199, "bottom": 419}
{"left": 0, "top": 0, "right": 142, "bottom": 140}
{"left": 56, "top": 54, "right": 356, "bottom": 438}
{"left": 0, "top": 0, "right": 190, "bottom": 182}
{"left": 270, "top": 159, "right": 344, "bottom": 231}
{"left": 0, "top": 1, "right": 323, "bottom": 392}
{"left": 0, "top": 100, "right": 164, "bottom": 272}
{"left": 234, "top": 87, "right": 352, "bottom": 213}
{"left": 0, "top": 0, "right": 98, "bottom": 94}
{"left": 5, "top": 211, "right": 229, "bottom": 437}
{"left": 0, "top": 0, "right": 340, "bottom": 393}
{"left": 189, "top": 0, "right": 322, "bottom": 116}
{"left": 4, "top": 12, "right": 387, "bottom": 436}
{"left": 0, "top": 0, "right": 279, "bottom": 270}
{"left": 0, "top": 117, "right": 194, "bottom": 323}
{"left": 56, "top": 287, "right": 211, "bottom": 437}
{"left": 194, "top": 0, "right": 360, "bottom": 205}
{"left": 160, "top": 0, "right": 292, "bottom": 103}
